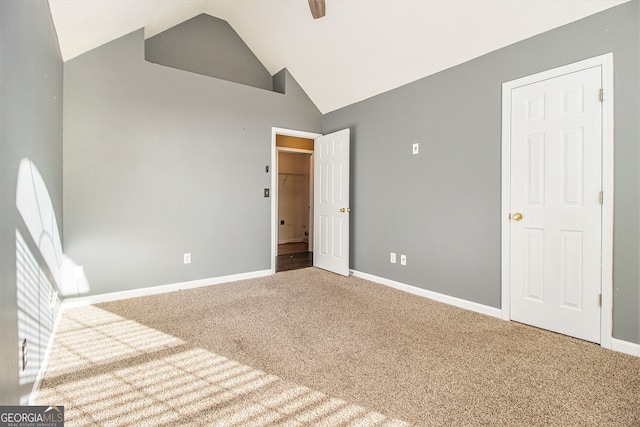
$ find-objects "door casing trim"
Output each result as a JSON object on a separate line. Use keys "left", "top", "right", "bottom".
{"left": 271, "top": 127, "right": 322, "bottom": 274}
{"left": 500, "top": 53, "right": 614, "bottom": 348}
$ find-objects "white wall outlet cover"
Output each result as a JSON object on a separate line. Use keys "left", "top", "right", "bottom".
{"left": 184, "top": 253, "right": 191, "bottom": 264}
{"left": 401, "top": 254, "right": 407, "bottom": 265}
{"left": 49, "top": 290, "right": 58, "bottom": 308}
{"left": 390, "top": 252, "right": 396, "bottom": 263}
{"left": 412, "top": 143, "right": 419, "bottom": 154}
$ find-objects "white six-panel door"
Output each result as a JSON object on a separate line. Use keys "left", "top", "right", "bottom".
{"left": 509, "top": 66, "right": 603, "bottom": 343}
{"left": 314, "top": 129, "right": 350, "bottom": 276}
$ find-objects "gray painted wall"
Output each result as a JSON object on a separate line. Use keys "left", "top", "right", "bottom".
{"left": 0, "top": 0, "right": 63, "bottom": 404}
{"left": 63, "top": 29, "right": 322, "bottom": 296}
{"left": 323, "top": 0, "right": 640, "bottom": 344}
{"left": 145, "top": 14, "right": 273, "bottom": 91}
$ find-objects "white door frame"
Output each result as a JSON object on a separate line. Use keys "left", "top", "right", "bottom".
{"left": 501, "top": 53, "right": 614, "bottom": 348}
{"left": 271, "top": 127, "right": 322, "bottom": 273}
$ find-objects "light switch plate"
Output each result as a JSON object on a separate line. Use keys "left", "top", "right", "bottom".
{"left": 412, "top": 143, "right": 419, "bottom": 155}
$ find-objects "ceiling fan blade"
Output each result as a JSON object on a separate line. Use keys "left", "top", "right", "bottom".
{"left": 308, "top": 0, "right": 326, "bottom": 19}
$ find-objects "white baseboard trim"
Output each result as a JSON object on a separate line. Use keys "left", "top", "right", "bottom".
{"left": 62, "top": 269, "right": 273, "bottom": 307}
{"left": 28, "top": 302, "right": 64, "bottom": 405}
{"left": 350, "top": 270, "right": 640, "bottom": 358}
{"left": 350, "top": 270, "right": 502, "bottom": 319}
{"left": 611, "top": 338, "right": 640, "bottom": 357}
{"left": 31, "top": 269, "right": 271, "bottom": 403}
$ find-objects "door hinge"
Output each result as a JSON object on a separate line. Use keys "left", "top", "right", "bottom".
{"left": 599, "top": 293, "right": 602, "bottom": 307}
{"left": 599, "top": 191, "right": 603, "bottom": 205}
{"left": 599, "top": 88, "right": 604, "bottom": 102}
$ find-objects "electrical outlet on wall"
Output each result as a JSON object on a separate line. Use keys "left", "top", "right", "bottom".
{"left": 390, "top": 252, "right": 396, "bottom": 263}
{"left": 48, "top": 290, "right": 58, "bottom": 309}
{"left": 401, "top": 254, "right": 407, "bottom": 265}
{"left": 184, "top": 253, "right": 191, "bottom": 264}
{"left": 412, "top": 143, "right": 419, "bottom": 155}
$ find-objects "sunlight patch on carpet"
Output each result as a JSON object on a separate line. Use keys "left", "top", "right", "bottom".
{"left": 36, "top": 305, "right": 408, "bottom": 426}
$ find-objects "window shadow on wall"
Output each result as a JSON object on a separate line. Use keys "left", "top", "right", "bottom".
{"left": 15, "top": 158, "right": 89, "bottom": 402}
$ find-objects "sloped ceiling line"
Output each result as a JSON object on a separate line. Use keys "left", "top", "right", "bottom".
{"left": 48, "top": 0, "right": 629, "bottom": 113}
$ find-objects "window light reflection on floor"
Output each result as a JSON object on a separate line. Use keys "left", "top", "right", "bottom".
{"left": 36, "top": 305, "right": 408, "bottom": 426}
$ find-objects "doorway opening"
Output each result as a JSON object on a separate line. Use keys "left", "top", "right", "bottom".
{"left": 277, "top": 149, "right": 312, "bottom": 272}
{"left": 271, "top": 129, "right": 321, "bottom": 273}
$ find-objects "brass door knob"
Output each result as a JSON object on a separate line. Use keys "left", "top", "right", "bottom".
{"left": 512, "top": 213, "right": 523, "bottom": 221}
{"left": 340, "top": 208, "right": 351, "bottom": 213}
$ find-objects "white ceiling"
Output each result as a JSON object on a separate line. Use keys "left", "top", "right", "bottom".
{"left": 48, "top": 0, "right": 628, "bottom": 113}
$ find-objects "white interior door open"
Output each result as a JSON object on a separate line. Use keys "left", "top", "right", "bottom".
{"left": 314, "top": 129, "right": 350, "bottom": 276}
{"left": 508, "top": 66, "right": 603, "bottom": 343}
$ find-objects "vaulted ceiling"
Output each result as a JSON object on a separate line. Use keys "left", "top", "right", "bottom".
{"left": 48, "top": 0, "right": 629, "bottom": 113}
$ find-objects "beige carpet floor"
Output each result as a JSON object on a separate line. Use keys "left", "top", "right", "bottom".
{"left": 36, "top": 267, "right": 639, "bottom": 426}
